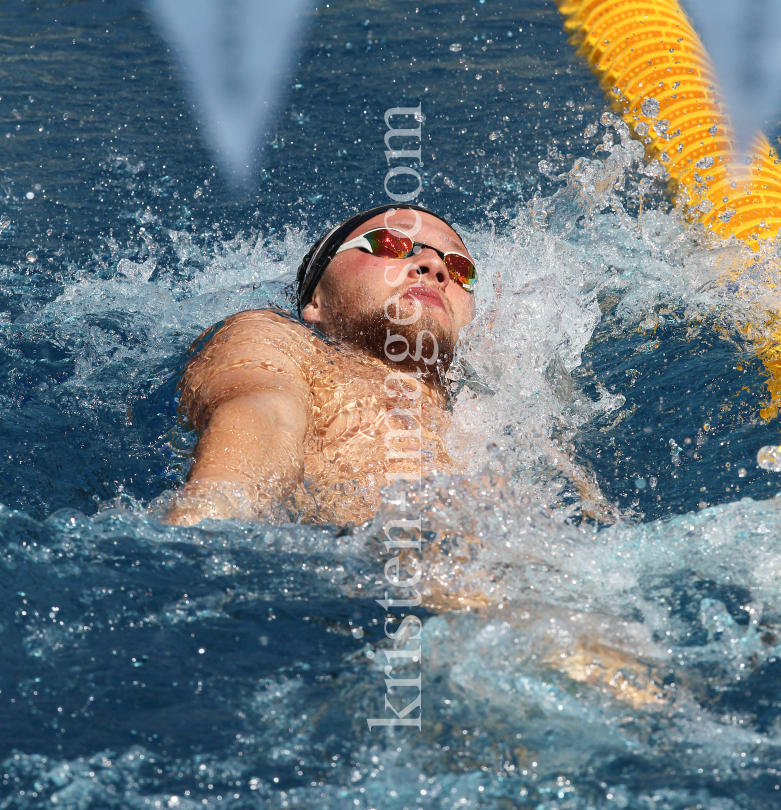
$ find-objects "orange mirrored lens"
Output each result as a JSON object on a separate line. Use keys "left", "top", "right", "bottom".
{"left": 360, "top": 228, "right": 477, "bottom": 292}
{"left": 444, "top": 253, "right": 477, "bottom": 291}
{"left": 364, "top": 229, "right": 413, "bottom": 259}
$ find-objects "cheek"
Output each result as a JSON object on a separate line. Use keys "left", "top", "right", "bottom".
{"left": 327, "top": 263, "right": 389, "bottom": 310}
{"left": 452, "top": 289, "right": 476, "bottom": 327}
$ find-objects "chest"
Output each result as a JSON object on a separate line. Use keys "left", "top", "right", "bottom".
{"left": 307, "top": 358, "right": 449, "bottom": 459}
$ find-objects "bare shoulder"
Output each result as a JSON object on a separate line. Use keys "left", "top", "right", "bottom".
{"left": 221, "top": 307, "right": 312, "bottom": 337}
{"left": 199, "top": 308, "right": 316, "bottom": 349}
{"left": 180, "top": 309, "right": 326, "bottom": 430}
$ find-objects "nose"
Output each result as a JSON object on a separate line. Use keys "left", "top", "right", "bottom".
{"left": 407, "top": 248, "right": 449, "bottom": 288}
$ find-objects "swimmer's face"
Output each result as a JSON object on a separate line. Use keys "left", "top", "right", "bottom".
{"left": 301, "top": 211, "right": 476, "bottom": 364}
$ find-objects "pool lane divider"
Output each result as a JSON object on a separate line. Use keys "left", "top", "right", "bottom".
{"left": 555, "top": 0, "right": 781, "bottom": 421}
{"left": 555, "top": 0, "right": 781, "bottom": 246}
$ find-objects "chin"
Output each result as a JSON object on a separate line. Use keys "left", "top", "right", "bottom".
{"left": 331, "top": 304, "right": 457, "bottom": 376}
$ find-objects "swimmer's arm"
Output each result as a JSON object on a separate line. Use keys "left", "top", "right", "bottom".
{"left": 166, "top": 388, "right": 308, "bottom": 525}
{"left": 165, "top": 312, "right": 312, "bottom": 525}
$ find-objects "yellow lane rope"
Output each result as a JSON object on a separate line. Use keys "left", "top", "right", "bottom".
{"left": 556, "top": 0, "right": 781, "bottom": 246}
{"left": 556, "top": 0, "right": 781, "bottom": 418}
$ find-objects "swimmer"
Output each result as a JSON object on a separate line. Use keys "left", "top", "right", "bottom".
{"left": 165, "top": 204, "right": 477, "bottom": 526}
{"left": 164, "top": 204, "right": 657, "bottom": 708}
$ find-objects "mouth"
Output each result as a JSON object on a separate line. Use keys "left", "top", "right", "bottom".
{"left": 402, "top": 285, "right": 445, "bottom": 310}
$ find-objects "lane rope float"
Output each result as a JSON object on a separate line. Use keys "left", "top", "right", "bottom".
{"left": 555, "top": 0, "right": 781, "bottom": 247}
{"left": 556, "top": 0, "right": 781, "bottom": 421}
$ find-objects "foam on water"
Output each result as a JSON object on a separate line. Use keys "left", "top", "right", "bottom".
{"left": 5, "top": 126, "right": 781, "bottom": 808}
{"left": 446, "top": 124, "right": 781, "bottom": 522}
{"left": 4, "top": 477, "right": 781, "bottom": 808}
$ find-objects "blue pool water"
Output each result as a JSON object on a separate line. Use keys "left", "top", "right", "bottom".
{"left": 4, "top": 1, "right": 781, "bottom": 808}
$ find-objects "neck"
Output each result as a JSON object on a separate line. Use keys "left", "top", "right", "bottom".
{"left": 337, "top": 335, "right": 450, "bottom": 407}
{"left": 317, "top": 308, "right": 456, "bottom": 406}
{"left": 379, "top": 357, "right": 450, "bottom": 407}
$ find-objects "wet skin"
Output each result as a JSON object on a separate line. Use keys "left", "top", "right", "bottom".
{"left": 166, "top": 210, "right": 476, "bottom": 526}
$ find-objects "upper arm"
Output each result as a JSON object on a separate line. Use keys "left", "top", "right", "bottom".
{"left": 179, "top": 310, "right": 316, "bottom": 432}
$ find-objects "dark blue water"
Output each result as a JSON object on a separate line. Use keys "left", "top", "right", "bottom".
{"left": 3, "top": 1, "right": 781, "bottom": 808}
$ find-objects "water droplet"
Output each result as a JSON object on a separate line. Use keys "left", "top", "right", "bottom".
{"left": 414, "top": 112, "right": 425, "bottom": 123}
{"left": 488, "top": 131, "right": 502, "bottom": 140}
{"left": 649, "top": 476, "right": 658, "bottom": 489}
{"left": 641, "top": 97, "right": 660, "bottom": 118}
{"left": 757, "top": 446, "right": 781, "bottom": 472}
{"left": 639, "top": 313, "right": 660, "bottom": 331}
{"left": 697, "top": 199, "right": 713, "bottom": 213}
{"left": 25, "top": 251, "right": 36, "bottom": 263}
{"left": 708, "top": 125, "right": 718, "bottom": 136}
{"left": 538, "top": 159, "right": 552, "bottom": 175}
{"left": 634, "top": 478, "right": 647, "bottom": 490}
{"left": 198, "top": 648, "right": 205, "bottom": 654}
{"left": 635, "top": 121, "right": 649, "bottom": 137}
{"left": 449, "top": 43, "right": 462, "bottom": 52}
{"left": 695, "top": 156, "right": 714, "bottom": 170}
{"left": 738, "top": 467, "right": 747, "bottom": 478}
{"left": 583, "top": 122, "right": 598, "bottom": 138}
{"left": 443, "top": 176, "right": 456, "bottom": 188}
{"left": 653, "top": 119, "right": 670, "bottom": 135}
{"left": 62, "top": 113, "right": 68, "bottom": 120}
{"left": 475, "top": 74, "right": 483, "bottom": 81}
{"left": 351, "top": 627, "right": 364, "bottom": 639}
{"left": 660, "top": 152, "right": 670, "bottom": 163}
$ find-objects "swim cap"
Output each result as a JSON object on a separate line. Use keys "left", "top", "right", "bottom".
{"left": 295, "top": 203, "right": 462, "bottom": 317}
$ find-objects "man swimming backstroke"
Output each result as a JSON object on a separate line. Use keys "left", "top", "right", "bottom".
{"left": 163, "top": 203, "right": 655, "bottom": 705}
{"left": 166, "top": 204, "right": 477, "bottom": 526}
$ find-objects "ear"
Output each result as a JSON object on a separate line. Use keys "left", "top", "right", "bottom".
{"left": 301, "top": 287, "right": 323, "bottom": 324}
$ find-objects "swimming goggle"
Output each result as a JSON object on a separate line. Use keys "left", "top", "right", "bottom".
{"left": 334, "top": 227, "right": 478, "bottom": 292}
